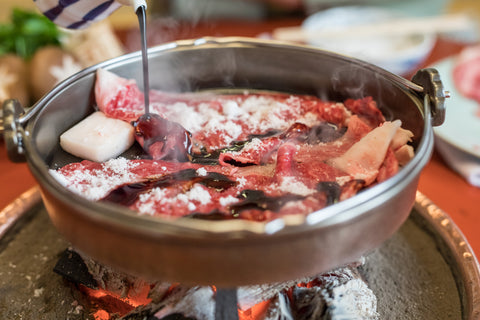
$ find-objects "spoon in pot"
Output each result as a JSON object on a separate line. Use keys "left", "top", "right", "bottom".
{"left": 135, "top": 1, "right": 150, "bottom": 114}
{"left": 118, "top": 0, "right": 150, "bottom": 114}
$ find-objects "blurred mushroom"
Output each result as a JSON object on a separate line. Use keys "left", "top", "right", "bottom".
{"left": 0, "top": 54, "right": 30, "bottom": 107}
{"left": 29, "top": 46, "right": 82, "bottom": 101}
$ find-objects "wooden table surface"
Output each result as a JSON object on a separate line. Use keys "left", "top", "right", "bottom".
{"left": 1, "top": 18, "right": 479, "bottom": 258}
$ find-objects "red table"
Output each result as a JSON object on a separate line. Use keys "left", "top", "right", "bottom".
{"left": 1, "top": 18, "right": 479, "bottom": 257}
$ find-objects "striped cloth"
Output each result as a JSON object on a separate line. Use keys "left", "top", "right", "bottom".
{"left": 34, "top": 0, "right": 122, "bottom": 29}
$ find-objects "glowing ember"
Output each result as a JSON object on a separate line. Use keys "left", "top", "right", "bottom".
{"left": 93, "top": 309, "right": 109, "bottom": 320}
{"left": 80, "top": 284, "right": 152, "bottom": 318}
{"left": 238, "top": 300, "right": 270, "bottom": 320}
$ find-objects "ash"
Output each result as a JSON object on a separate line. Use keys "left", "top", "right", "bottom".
{"left": 256, "top": 265, "right": 378, "bottom": 320}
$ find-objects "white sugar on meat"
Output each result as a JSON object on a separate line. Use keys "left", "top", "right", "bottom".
{"left": 222, "top": 100, "right": 242, "bottom": 118}
{"left": 104, "top": 157, "right": 134, "bottom": 174}
{"left": 154, "top": 94, "right": 327, "bottom": 149}
{"left": 236, "top": 176, "right": 247, "bottom": 189}
{"left": 137, "top": 199, "right": 156, "bottom": 216}
{"left": 137, "top": 188, "right": 167, "bottom": 215}
{"left": 49, "top": 157, "right": 139, "bottom": 201}
{"left": 193, "top": 96, "right": 290, "bottom": 136}
{"left": 301, "top": 111, "right": 323, "bottom": 127}
{"left": 157, "top": 101, "right": 220, "bottom": 134}
{"left": 177, "top": 184, "right": 211, "bottom": 206}
{"left": 137, "top": 184, "right": 212, "bottom": 216}
{"left": 155, "top": 102, "right": 201, "bottom": 132}
{"left": 214, "top": 120, "right": 243, "bottom": 146}
{"left": 196, "top": 167, "right": 207, "bottom": 177}
{"left": 242, "top": 138, "right": 263, "bottom": 152}
{"left": 49, "top": 170, "right": 70, "bottom": 189}
{"left": 219, "top": 195, "right": 239, "bottom": 207}
{"left": 276, "top": 177, "right": 315, "bottom": 197}
{"left": 240, "top": 96, "right": 291, "bottom": 131}
{"left": 226, "top": 138, "right": 264, "bottom": 157}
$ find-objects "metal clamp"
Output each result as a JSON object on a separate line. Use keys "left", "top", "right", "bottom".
{"left": 411, "top": 68, "right": 447, "bottom": 127}
{"left": 2, "top": 99, "right": 27, "bottom": 163}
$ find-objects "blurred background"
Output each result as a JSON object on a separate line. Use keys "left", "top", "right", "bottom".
{"left": 2, "top": 0, "right": 479, "bottom": 28}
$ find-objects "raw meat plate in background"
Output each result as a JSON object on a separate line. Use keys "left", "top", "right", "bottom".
{"left": 432, "top": 57, "right": 480, "bottom": 159}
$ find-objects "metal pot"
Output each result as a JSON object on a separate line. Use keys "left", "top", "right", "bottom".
{"left": 1, "top": 37, "right": 445, "bottom": 287}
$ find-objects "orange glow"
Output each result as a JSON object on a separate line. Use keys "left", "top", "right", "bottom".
{"left": 297, "top": 278, "right": 320, "bottom": 289}
{"left": 93, "top": 309, "right": 110, "bottom": 320}
{"left": 80, "top": 284, "right": 152, "bottom": 318}
{"left": 124, "top": 284, "right": 152, "bottom": 307}
{"left": 82, "top": 284, "right": 152, "bottom": 307}
{"left": 238, "top": 300, "right": 271, "bottom": 320}
{"left": 83, "top": 283, "right": 281, "bottom": 319}
{"left": 86, "top": 287, "right": 108, "bottom": 299}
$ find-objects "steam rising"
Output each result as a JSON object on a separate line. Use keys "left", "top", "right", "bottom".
{"left": 330, "top": 62, "right": 399, "bottom": 121}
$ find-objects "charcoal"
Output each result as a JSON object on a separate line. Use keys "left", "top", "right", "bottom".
{"left": 123, "top": 286, "right": 239, "bottom": 320}
{"left": 152, "top": 286, "right": 215, "bottom": 320}
{"left": 309, "top": 266, "right": 359, "bottom": 289}
{"left": 120, "top": 286, "right": 201, "bottom": 320}
{"left": 53, "top": 248, "right": 98, "bottom": 289}
{"left": 78, "top": 251, "right": 152, "bottom": 298}
{"left": 290, "top": 267, "right": 378, "bottom": 320}
{"left": 263, "top": 291, "right": 294, "bottom": 320}
{"left": 239, "top": 264, "right": 378, "bottom": 320}
{"left": 55, "top": 249, "right": 377, "bottom": 320}
{"left": 291, "top": 286, "right": 327, "bottom": 319}
{"left": 159, "top": 314, "right": 197, "bottom": 320}
{"left": 148, "top": 282, "right": 174, "bottom": 302}
{"left": 237, "top": 278, "right": 306, "bottom": 311}
{"left": 123, "top": 311, "right": 195, "bottom": 320}
{"left": 120, "top": 304, "right": 163, "bottom": 320}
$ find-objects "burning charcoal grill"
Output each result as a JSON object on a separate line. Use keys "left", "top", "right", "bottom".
{"left": 54, "top": 249, "right": 242, "bottom": 320}
{"left": 1, "top": 188, "right": 479, "bottom": 319}
{"left": 53, "top": 248, "right": 376, "bottom": 320}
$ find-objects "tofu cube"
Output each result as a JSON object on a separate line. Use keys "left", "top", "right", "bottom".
{"left": 60, "top": 111, "right": 135, "bottom": 162}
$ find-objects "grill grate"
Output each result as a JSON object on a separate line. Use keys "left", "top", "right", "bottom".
{"left": 215, "top": 289, "right": 239, "bottom": 320}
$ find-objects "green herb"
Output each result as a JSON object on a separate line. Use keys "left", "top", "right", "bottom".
{"left": 0, "top": 8, "right": 61, "bottom": 59}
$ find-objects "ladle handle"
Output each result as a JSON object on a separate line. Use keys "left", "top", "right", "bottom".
{"left": 117, "top": 0, "right": 147, "bottom": 11}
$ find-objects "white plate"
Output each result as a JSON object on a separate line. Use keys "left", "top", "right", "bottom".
{"left": 301, "top": 6, "right": 436, "bottom": 75}
{"left": 432, "top": 57, "right": 480, "bottom": 158}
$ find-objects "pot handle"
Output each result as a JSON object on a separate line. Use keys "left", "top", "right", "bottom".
{"left": 411, "top": 68, "right": 447, "bottom": 127}
{"left": 1, "top": 99, "right": 27, "bottom": 163}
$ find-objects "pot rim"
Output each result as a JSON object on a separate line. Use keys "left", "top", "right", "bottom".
{"left": 22, "top": 37, "right": 434, "bottom": 240}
